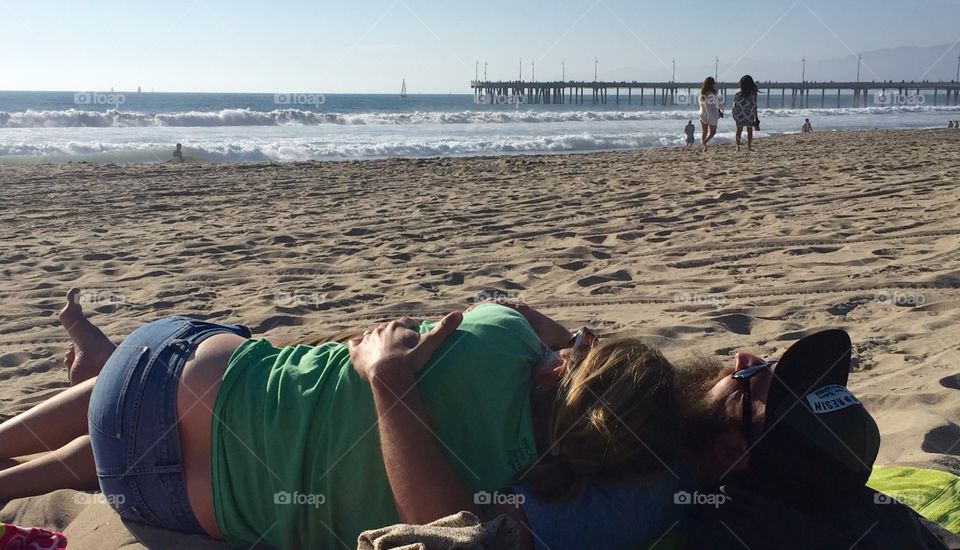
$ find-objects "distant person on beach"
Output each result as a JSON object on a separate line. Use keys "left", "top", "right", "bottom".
{"left": 801, "top": 118, "right": 813, "bottom": 133}
{"left": 173, "top": 143, "right": 184, "bottom": 162}
{"left": 732, "top": 75, "right": 760, "bottom": 152}
{"left": 684, "top": 120, "right": 696, "bottom": 147}
{"left": 698, "top": 77, "right": 723, "bottom": 152}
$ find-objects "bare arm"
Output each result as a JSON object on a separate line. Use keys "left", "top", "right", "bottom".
{"left": 371, "top": 362, "right": 477, "bottom": 523}
{"left": 349, "top": 316, "right": 534, "bottom": 548}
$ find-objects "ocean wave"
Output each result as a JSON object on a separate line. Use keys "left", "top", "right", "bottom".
{"left": 0, "top": 133, "right": 693, "bottom": 163}
{"left": 2, "top": 104, "right": 957, "bottom": 128}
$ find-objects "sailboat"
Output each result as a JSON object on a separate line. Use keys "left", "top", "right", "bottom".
{"left": 400, "top": 78, "right": 407, "bottom": 98}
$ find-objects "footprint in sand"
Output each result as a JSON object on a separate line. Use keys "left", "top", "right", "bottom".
{"left": 712, "top": 313, "right": 753, "bottom": 335}
{"left": 559, "top": 260, "right": 587, "bottom": 271}
{"left": 921, "top": 423, "right": 960, "bottom": 456}
{"left": 939, "top": 373, "right": 960, "bottom": 390}
{"left": 783, "top": 246, "right": 842, "bottom": 256}
{"left": 83, "top": 253, "right": 115, "bottom": 261}
{"left": 441, "top": 272, "right": 465, "bottom": 285}
{"left": 252, "top": 315, "right": 305, "bottom": 334}
{"left": 270, "top": 235, "right": 298, "bottom": 246}
{"left": 667, "top": 258, "right": 716, "bottom": 269}
{"left": 827, "top": 297, "right": 868, "bottom": 317}
{"left": 577, "top": 269, "right": 631, "bottom": 287}
{"left": 0, "top": 352, "right": 38, "bottom": 369}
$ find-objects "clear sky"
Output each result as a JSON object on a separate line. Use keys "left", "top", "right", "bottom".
{"left": 2, "top": 0, "right": 959, "bottom": 93}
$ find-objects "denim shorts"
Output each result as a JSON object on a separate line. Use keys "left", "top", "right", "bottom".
{"left": 88, "top": 316, "right": 251, "bottom": 533}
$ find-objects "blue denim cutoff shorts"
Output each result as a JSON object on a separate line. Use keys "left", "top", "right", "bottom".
{"left": 88, "top": 316, "right": 251, "bottom": 533}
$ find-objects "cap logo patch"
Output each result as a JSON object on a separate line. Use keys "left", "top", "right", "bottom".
{"left": 805, "top": 384, "right": 861, "bottom": 414}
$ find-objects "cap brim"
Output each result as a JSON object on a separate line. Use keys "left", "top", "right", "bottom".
{"left": 765, "top": 329, "right": 852, "bottom": 428}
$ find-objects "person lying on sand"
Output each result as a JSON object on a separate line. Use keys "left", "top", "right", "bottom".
{"left": 0, "top": 289, "right": 687, "bottom": 549}
{"left": 355, "top": 324, "right": 960, "bottom": 550}
{"left": 672, "top": 330, "right": 960, "bottom": 549}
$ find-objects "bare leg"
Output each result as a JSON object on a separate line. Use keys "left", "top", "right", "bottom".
{"left": 0, "top": 435, "right": 99, "bottom": 501}
{"left": 0, "top": 378, "right": 95, "bottom": 459}
{"left": 736, "top": 127, "right": 743, "bottom": 151}
{"left": 701, "top": 121, "right": 709, "bottom": 151}
{"left": 747, "top": 127, "right": 754, "bottom": 151}
{"left": 59, "top": 288, "right": 116, "bottom": 385}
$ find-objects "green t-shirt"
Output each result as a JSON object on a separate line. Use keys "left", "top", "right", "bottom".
{"left": 210, "top": 303, "right": 542, "bottom": 548}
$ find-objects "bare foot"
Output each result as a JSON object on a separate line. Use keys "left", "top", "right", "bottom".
{"left": 58, "top": 288, "right": 116, "bottom": 385}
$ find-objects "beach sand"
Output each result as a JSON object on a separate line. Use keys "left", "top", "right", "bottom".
{"left": 1, "top": 129, "right": 958, "bottom": 548}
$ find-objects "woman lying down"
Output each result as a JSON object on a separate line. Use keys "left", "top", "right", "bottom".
{"left": 0, "top": 289, "right": 717, "bottom": 549}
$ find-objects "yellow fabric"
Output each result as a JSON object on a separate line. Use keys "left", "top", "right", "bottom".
{"left": 868, "top": 465, "right": 960, "bottom": 534}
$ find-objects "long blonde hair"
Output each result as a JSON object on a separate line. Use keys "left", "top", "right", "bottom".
{"left": 522, "top": 339, "right": 678, "bottom": 500}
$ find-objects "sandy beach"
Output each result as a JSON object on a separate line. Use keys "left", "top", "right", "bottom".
{"left": 1, "top": 129, "right": 959, "bottom": 547}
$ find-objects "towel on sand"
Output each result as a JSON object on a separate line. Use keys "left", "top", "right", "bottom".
{"left": 357, "top": 512, "right": 520, "bottom": 550}
{"left": 868, "top": 465, "right": 960, "bottom": 534}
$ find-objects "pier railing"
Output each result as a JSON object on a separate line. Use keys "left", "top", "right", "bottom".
{"left": 470, "top": 80, "right": 960, "bottom": 107}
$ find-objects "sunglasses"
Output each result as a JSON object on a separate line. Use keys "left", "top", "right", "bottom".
{"left": 730, "top": 360, "right": 776, "bottom": 442}
{"left": 569, "top": 327, "right": 599, "bottom": 353}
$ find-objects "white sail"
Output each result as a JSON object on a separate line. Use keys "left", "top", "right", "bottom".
{"left": 401, "top": 79, "right": 407, "bottom": 98}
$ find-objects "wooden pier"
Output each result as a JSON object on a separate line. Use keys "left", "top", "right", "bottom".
{"left": 471, "top": 80, "right": 960, "bottom": 108}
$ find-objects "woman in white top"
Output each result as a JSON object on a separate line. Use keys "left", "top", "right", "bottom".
{"left": 698, "top": 77, "right": 723, "bottom": 152}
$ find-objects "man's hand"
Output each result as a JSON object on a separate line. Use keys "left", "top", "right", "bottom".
{"left": 348, "top": 312, "right": 463, "bottom": 383}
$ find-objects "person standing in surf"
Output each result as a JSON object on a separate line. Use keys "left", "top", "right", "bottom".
{"left": 698, "top": 77, "right": 723, "bottom": 152}
{"left": 732, "top": 75, "right": 760, "bottom": 152}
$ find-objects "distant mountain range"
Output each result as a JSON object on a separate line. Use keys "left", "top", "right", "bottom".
{"left": 606, "top": 43, "right": 960, "bottom": 83}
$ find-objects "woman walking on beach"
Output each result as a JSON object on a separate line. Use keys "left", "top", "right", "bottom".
{"left": 0, "top": 290, "right": 682, "bottom": 549}
{"left": 698, "top": 77, "right": 723, "bottom": 152}
{"left": 732, "top": 75, "right": 760, "bottom": 152}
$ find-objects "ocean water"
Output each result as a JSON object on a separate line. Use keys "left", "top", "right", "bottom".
{"left": 0, "top": 90, "right": 957, "bottom": 163}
